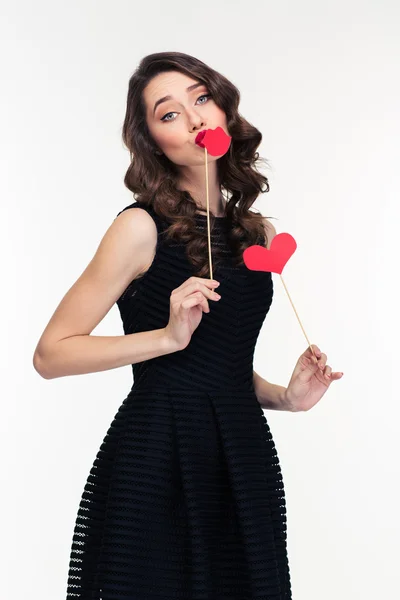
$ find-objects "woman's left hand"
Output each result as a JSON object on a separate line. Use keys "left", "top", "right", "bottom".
{"left": 284, "top": 344, "right": 343, "bottom": 412}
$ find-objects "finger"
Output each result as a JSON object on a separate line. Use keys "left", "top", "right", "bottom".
{"left": 181, "top": 295, "right": 201, "bottom": 311}
{"left": 186, "top": 281, "right": 220, "bottom": 299}
{"left": 181, "top": 292, "right": 209, "bottom": 313}
{"left": 323, "top": 365, "right": 332, "bottom": 380}
{"left": 304, "top": 355, "right": 320, "bottom": 371}
{"left": 330, "top": 371, "right": 344, "bottom": 380}
{"left": 184, "top": 276, "right": 219, "bottom": 290}
{"left": 318, "top": 353, "right": 328, "bottom": 371}
{"left": 305, "top": 344, "right": 322, "bottom": 364}
{"left": 190, "top": 291, "right": 210, "bottom": 313}
{"left": 311, "top": 344, "right": 322, "bottom": 357}
{"left": 174, "top": 278, "right": 219, "bottom": 305}
{"left": 181, "top": 284, "right": 219, "bottom": 309}
{"left": 193, "top": 291, "right": 210, "bottom": 313}
{"left": 199, "top": 283, "right": 221, "bottom": 302}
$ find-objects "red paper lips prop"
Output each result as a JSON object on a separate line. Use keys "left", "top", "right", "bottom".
{"left": 193, "top": 126, "right": 232, "bottom": 281}
{"left": 243, "top": 233, "right": 297, "bottom": 275}
{"left": 195, "top": 126, "right": 232, "bottom": 156}
{"left": 193, "top": 125, "right": 317, "bottom": 361}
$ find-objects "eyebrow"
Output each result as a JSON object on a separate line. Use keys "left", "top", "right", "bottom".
{"left": 152, "top": 81, "right": 205, "bottom": 116}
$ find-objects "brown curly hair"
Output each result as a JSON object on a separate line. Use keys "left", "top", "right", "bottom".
{"left": 121, "top": 51, "right": 275, "bottom": 278}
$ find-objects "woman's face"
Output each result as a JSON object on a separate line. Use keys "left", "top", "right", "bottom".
{"left": 143, "top": 70, "right": 229, "bottom": 167}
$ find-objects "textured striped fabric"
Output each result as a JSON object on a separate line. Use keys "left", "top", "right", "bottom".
{"left": 65, "top": 201, "right": 292, "bottom": 599}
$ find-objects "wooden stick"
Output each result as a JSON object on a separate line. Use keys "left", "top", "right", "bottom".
{"left": 204, "top": 147, "right": 213, "bottom": 280}
{"left": 203, "top": 145, "right": 316, "bottom": 363}
{"left": 279, "top": 273, "right": 317, "bottom": 361}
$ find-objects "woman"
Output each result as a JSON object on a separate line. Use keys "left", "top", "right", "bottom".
{"left": 33, "top": 51, "right": 342, "bottom": 600}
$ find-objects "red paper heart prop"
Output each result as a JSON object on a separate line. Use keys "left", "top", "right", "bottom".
{"left": 195, "top": 126, "right": 232, "bottom": 156}
{"left": 243, "top": 233, "right": 297, "bottom": 274}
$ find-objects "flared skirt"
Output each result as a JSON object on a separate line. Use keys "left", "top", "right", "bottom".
{"left": 65, "top": 385, "right": 292, "bottom": 599}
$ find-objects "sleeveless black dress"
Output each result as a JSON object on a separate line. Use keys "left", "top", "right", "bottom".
{"left": 65, "top": 201, "right": 292, "bottom": 600}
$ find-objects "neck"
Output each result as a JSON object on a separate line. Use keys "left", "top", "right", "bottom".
{"left": 177, "top": 161, "right": 225, "bottom": 215}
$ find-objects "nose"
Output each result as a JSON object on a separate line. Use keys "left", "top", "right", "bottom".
{"left": 192, "top": 120, "right": 206, "bottom": 136}
{"left": 186, "top": 109, "right": 205, "bottom": 131}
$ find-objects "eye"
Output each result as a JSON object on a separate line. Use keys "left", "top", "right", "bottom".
{"left": 197, "top": 93, "right": 212, "bottom": 105}
{"left": 160, "top": 93, "right": 213, "bottom": 122}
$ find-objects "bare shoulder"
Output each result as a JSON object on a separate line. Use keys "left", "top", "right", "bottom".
{"left": 97, "top": 206, "right": 158, "bottom": 282}
{"left": 33, "top": 207, "right": 157, "bottom": 359}
{"left": 261, "top": 217, "right": 277, "bottom": 250}
{"left": 113, "top": 206, "right": 157, "bottom": 242}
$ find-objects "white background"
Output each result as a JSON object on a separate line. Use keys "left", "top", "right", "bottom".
{"left": 1, "top": 1, "right": 399, "bottom": 598}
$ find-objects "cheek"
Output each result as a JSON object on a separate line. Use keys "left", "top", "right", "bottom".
{"left": 148, "top": 119, "right": 180, "bottom": 146}
{"left": 158, "top": 128, "right": 186, "bottom": 151}
{"left": 217, "top": 110, "right": 228, "bottom": 128}
{"left": 209, "top": 107, "right": 228, "bottom": 133}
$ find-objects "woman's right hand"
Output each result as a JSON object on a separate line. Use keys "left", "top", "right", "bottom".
{"left": 164, "top": 276, "right": 221, "bottom": 351}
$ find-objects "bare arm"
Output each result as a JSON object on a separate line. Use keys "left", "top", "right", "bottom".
{"left": 252, "top": 218, "right": 293, "bottom": 411}
{"left": 32, "top": 208, "right": 179, "bottom": 380}
{"left": 253, "top": 371, "right": 291, "bottom": 411}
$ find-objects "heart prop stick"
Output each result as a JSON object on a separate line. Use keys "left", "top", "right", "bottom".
{"left": 193, "top": 127, "right": 316, "bottom": 361}
{"left": 243, "top": 236, "right": 317, "bottom": 361}
{"left": 195, "top": 126, "right": 232, "bottom": 280}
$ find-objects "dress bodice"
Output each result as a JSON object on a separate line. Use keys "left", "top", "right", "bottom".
{"left": 115, "top": 201, "right": 274, "bottom": 392}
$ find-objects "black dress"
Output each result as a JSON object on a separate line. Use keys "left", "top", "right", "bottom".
{"left": 65, "top": 201, "right": 292, "bottom": 600}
